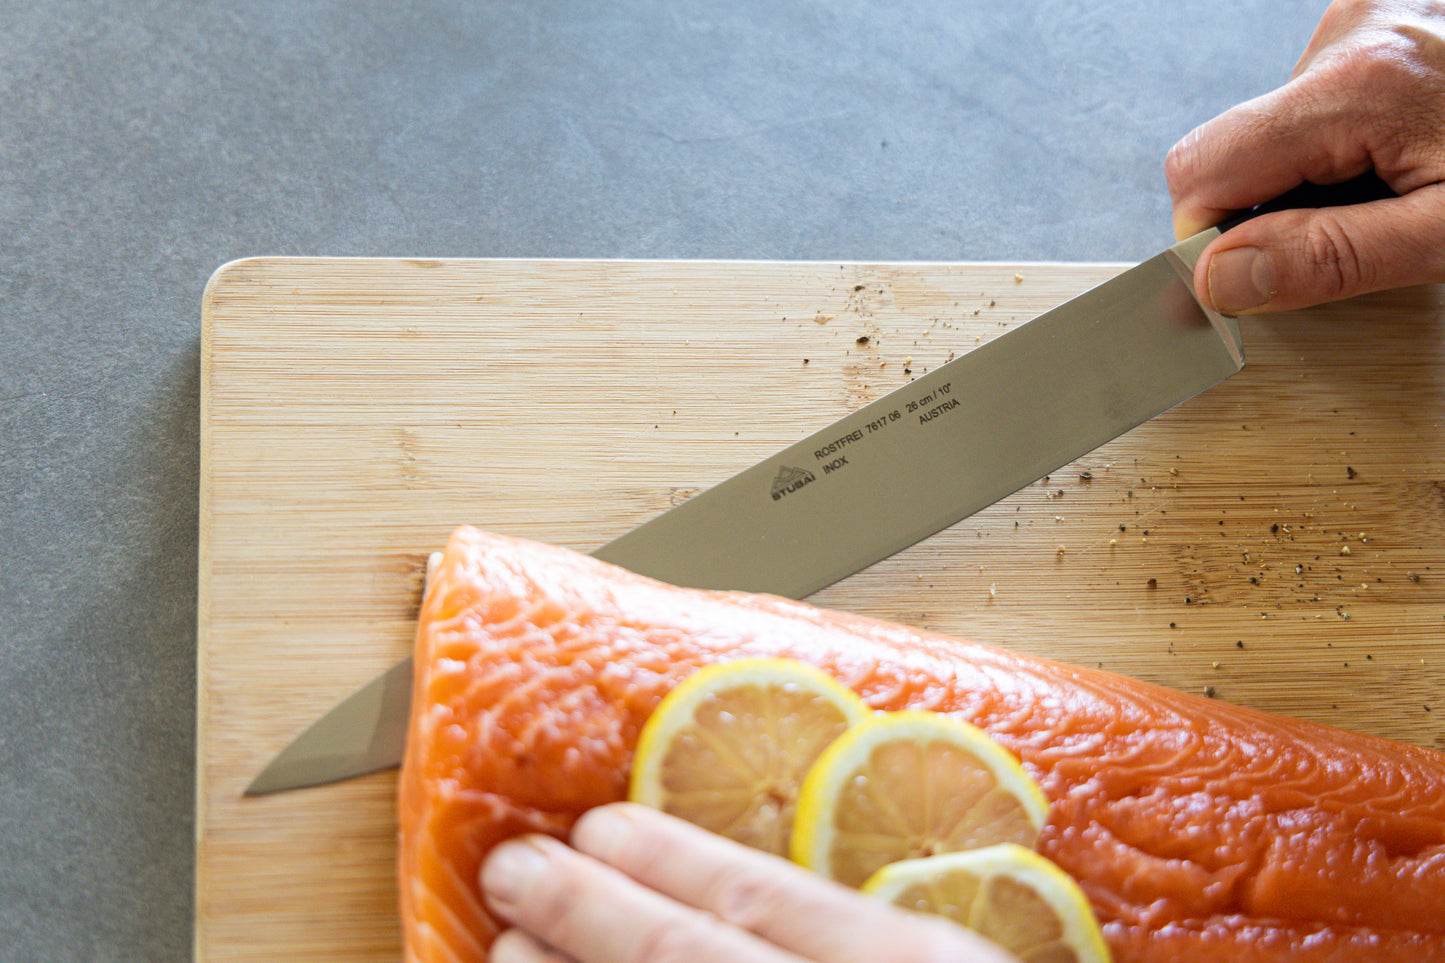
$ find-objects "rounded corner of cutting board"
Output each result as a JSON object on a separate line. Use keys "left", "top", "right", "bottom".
{"left": 203, "top": 256, "right": 269, "bottom": 302}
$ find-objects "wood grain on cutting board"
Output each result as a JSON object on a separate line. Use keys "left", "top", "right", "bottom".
{"left": 196, "top": 257, "right": 1445, "bottom": 961}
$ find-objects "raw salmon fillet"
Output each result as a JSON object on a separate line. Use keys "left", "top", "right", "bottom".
{"left": 399, "top": 526, "right": 1445, "bottom": 963}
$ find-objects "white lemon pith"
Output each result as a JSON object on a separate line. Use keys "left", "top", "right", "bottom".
{"left": 790, "top": 710, "right": 1048, "bottom": 888}
{"left": 628, "top": 658, "right": 869, "bottom": 855}
{"left": 862, "top": 844, "right": 1111, "bottom": 963}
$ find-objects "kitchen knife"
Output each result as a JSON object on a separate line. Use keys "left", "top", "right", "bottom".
{"left": 245, "top": 173, "right": 1395, "bottom": 795}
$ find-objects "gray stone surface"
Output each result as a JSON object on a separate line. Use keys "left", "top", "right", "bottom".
{"left": 1, "top": 1, "right": 1328, "bottom": 959}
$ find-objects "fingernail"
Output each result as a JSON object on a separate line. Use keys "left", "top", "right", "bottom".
{"left": 481, "top": 838, "right": 550, "bottom": 905}
{"left": 490, "top": 930, "right": 544, "bottom": 963}
{"left": 571, "top": 804, "right": 634, "bottom": 863}
{"left": 1172, "top": 211, "right": 1210, "bottom": 242}
{"left": 1208, "top": 247, "right": 1274, "bottom": 315}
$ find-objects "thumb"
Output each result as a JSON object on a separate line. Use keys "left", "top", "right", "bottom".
{"left": 1194, "top": 186, "right": 1445, "bottom": 316}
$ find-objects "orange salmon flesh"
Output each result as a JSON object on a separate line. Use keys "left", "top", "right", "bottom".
{"left": 398, "top": 526, "right": 1445, "bottom": 963}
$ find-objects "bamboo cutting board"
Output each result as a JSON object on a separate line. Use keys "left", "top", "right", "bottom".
{"left": 197, "top": 257, "right": 1445, "bottom": 961}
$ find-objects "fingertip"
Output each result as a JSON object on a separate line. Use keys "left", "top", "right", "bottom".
{"left": 571, "top": 803, "right": 641, "bottom": 862}
{"left": 491, "top": 928, "right": 565, "bottom": 963}
{"left": 1173, "top": 209, "right": 1212, "bottom": 242}
{"left": 1204, "top": 245, "right": 1276, "bottom": 316}
{"left": 1172, "top": 197, "right": 1235, "bottom": 241}
{"left": 481, "top": 836, "right": 556, "bottom": 910}
{"left": 1191, "top": 249, "right": 1213, "bottom": 311}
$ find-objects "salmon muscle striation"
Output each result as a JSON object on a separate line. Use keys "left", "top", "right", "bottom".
{"left": 398, "top": 526, "right": 1445, "bottom": 963}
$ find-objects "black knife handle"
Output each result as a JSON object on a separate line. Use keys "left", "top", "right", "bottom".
{"left": 1217, "top": 170, "right": 1397, "bottom": 234}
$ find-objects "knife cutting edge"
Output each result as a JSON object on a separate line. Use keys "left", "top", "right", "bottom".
{"left": 244, "top": 172, "right": 1396, "bottom": 796}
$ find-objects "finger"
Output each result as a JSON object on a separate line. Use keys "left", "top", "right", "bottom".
{"left": 572, "top": 804, "right": 1016, "bottom": 963}
{"left": 480, "top": 833, "right": 806, "bottom": 963}
{"left": 1166, "top": 82, "right": 1376, "bottom": 241}
{"left": 492, "top": 929, "right": 576, "bottom": 963}
{"left": 1164, "top": 10, "right": 1445, "bottom": 242}
{"left": 1193, "top": 185, "right": 1445, "bottom": 315}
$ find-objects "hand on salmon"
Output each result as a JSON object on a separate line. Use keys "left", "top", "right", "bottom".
{"left": 400, "top": 527, "right": 1445, "bottom": 963}
{"left": 1167, "top": 0, "right": 1445, "bottom": 315}
{"left": 479, "top": 803, "right": 1017, "bottom": 963}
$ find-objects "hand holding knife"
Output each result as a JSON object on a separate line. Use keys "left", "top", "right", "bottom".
{"left": 246, "top": 171, "right": 1395, "bottom": 796}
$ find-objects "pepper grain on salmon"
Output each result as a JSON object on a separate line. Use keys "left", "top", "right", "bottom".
{"left": 399, "top": 526, "right": 1445, "bottom": 963}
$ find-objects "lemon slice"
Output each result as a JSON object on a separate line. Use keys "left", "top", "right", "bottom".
{"left": 629, "top": 658, "right": 870, "bottom": 856}
{"left": 791, "top": 711, "right": 1047, "bottom": 887}
{"left": 862, "top": 844, "right": 1111, "bottom": 963}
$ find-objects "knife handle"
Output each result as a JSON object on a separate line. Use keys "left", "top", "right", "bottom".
{"left": 1217, "top": 170, "right": 1397, "bottom": 234}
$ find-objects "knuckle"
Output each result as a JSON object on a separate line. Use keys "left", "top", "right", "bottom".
{"left": 1301, "top": 214, "right": 1370, "bottom": 299}
{"left": 1318, "top": 0, "right": 1373, "bottom": 33}
{"left": 1353, "top": 37, "right": 1411, "bottom": 85}
{"left": 1317, "top": 30, "right": 1422, "bottom": 94}
{"left": 1163, "top": 134, "right": 1199, "bottom": 194}
{"left": 1164, "top": 119, "right": 1235, "bottom": 193}
{"left": 705, "top": 867, "right": 785, "bottom": 931}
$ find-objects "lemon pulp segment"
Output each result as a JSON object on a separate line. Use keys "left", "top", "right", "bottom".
{"left": 629, "top": 658, "right": 869, "bottom": 855}
{"left": 791, "top": 711, "right": 1047, "bottom": 886}
{"left": 862, "top": 844, "right": 1111, "bottom": 963}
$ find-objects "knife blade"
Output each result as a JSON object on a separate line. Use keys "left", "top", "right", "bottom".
{"left": 245, "top": 173, "right": 1395, "bottom": 795}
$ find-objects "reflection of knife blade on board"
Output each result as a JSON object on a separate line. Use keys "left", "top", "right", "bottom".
{"left": 246, "top": 173, "right": 1395, "bottom": 796}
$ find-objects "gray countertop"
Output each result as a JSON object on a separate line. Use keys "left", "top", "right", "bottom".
{"left": 1, "top": 2, "right": 1329, "bottom": 959}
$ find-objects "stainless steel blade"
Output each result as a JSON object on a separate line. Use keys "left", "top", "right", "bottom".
{"left": 599, "top": 228, "right": 1237, "bottom": 595}
{"left": 243, "top": 656, "right": 414, "bottom": 795}
{"left": 245, "top": 233, "right": 1241, "bottom": 794}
